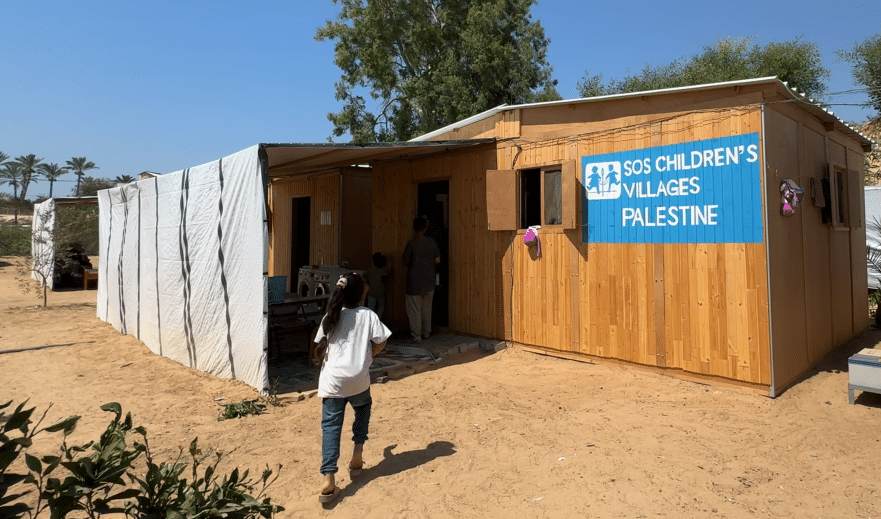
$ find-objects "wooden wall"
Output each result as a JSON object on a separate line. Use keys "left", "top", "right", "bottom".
{"left": 268, "top": 171, "right": 341, "bottom": 291}
{"left": 371, "top": 145, "right": 508, "bottom": 338}
{"left": 340, "top": 170, "right": 373, "bottom": 270}
{"left": 764, "top": 106, "right": 869, "bottom": 393}
{"left": 507, "top": 108, "right": 773, "bottom": 387}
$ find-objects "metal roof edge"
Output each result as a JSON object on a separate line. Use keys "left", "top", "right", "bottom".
{"left": 409, "top": 77, "right": 874, "bottom": 150}
{"left": 409, "top": 105, "right": 509, "bottom": 142}
{"left": 409, "top": 78, "right": 782, "bottom": 142}
{"left": 510, "top": 76, "right": 783, "bottom": 111}
{"left": 773, "top": 79, "right": 875, "bottom": 149}
{"left": 262, "top": 138, "right": 495, "bottom": 148}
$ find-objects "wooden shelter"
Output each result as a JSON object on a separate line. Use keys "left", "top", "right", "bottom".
{"left": 269, "top": 167, "right": 373, "bottom": 290}
{"left": 266, "top": 78, "right": 874, "bottom": 396}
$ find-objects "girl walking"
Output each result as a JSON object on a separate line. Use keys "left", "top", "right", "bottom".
{"left": 313, "top": 272, "right": 391, "bottom": 503}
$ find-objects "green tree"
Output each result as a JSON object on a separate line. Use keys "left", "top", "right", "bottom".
{"left": 0, "top": 163, "right": 24, "bottom": 224}
{"left": 38, "top": 163, "right": 69, "bottom": 198}
{"left": 0, "top": 152, "right": 8, "bottom": 166}
{"left": 73, "top": 177, "right": 115, "bottom": 197}
{"left": 579, "top": 37, "right": 829, "bottom": 99}
{"left": 12, "top": 154, "right": 44, "bottom": 201}
{"left": 65, "top": 157, "right": 99, "bottom": 197}
{"left": 838, "top": 32, "right": 881, "bottom": 114}
{"left": 316, "top": 0, "right": 559, "bottom": 142}
{"left": 114, "top": 174, "right": 136, "bottom": 184}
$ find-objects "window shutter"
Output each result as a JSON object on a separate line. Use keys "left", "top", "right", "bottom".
{"left": 486, "top": 169, "right": 517, "bottom": 230}
{"left": 561, "top": 159, "right": 579, "bottom": 229}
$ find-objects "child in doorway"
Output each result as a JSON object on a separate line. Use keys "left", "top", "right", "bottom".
{"left": 363, "top": 252, "right": 391, "bottom": 320}
{"left": 313, "top": 272, "right": 392, "bottom": 503}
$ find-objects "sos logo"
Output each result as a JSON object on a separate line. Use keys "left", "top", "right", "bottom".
{"left": 584, "top": 161, "right": 622, "bottom": 200}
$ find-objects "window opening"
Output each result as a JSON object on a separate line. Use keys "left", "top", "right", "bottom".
{"left": 829, "top": 164, "right": 849, "bottom": 229}
{"left": 520, "top": 168, "right": 541, "bottom": 229}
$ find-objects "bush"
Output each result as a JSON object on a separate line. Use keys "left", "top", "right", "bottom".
{"left": 0, "top": 401, "right": 284, "bottom": 518}
{"left": 0, "top": 222, "right": 31, "bottom": 256}
{"left": 217, "top": 399, "right": 266, "bottom": 421}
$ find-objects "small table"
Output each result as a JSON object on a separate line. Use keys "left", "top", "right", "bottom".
{"left": 83, "top": 268, "right": 99, "bottom": 290}
{"left": 848, "top": 348, "right": 881, "bottom": 404}
{"left": 268, "top": 294, "right": 329, "bottom": 363}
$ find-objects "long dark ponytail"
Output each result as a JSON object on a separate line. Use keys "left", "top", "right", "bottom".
{"left": 313, "top": 272, "right": 366, "bottom": 362}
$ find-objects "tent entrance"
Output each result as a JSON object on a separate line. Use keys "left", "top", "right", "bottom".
{"left": 291, "top": 197, "right": 311, "bottom": 279}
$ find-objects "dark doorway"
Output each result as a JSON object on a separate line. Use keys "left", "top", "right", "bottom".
{"left": 520, "top": 168, "right": 541, "bottom": 229}
{"left": 291, "top": 197, "right": 311, "bottom": 278}
{"left": 417, "top": 181, "right": 449, "bottom": 328}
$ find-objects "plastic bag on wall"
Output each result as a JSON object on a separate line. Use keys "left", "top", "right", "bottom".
{"left": 523, "top": 225, "right": 541, "bottom": 257}
{"left": 780, "top": 179, "right": 804, "bottom": 216}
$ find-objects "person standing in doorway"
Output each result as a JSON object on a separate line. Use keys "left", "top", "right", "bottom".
{"left": 403, "top": 215, "right": 440, "bottom": 343}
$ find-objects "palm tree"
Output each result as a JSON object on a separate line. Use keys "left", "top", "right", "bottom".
{"left": 114, "top": 174, "right": 136, "bottom": 184}
{"left": 0, "top": 152, "right": 8, "bottom": 165}
{"left": 38, "top": 163, "right": 69, "bottom": 198}
{"left": 0, "top": 163, "right": 24, "bottom": 224}
{"left": 13, "top": 154, "right": 44, "bottom": 201}
{"left": 66, "top": 157, "right": 98, "bottom": 197}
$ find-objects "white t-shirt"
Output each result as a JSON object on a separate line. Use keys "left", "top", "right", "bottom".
{"left": 315, "top": 307, "right": 392, "bottom": 398}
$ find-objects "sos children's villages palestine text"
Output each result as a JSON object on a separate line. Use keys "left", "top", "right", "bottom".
{"left": 585, "top": 142, "right": 759, "bottom": 228}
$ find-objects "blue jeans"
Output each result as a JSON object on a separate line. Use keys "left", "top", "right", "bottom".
{"left": 321, "top": 389, "right": 372, "bottom": 474}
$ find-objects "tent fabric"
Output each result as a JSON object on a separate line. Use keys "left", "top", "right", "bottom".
{"left": 31, "top": 198, "right": 57, "bottom": 289}
{"left": 97, "top": 145, "right": 269, "bottom": 392}
{"left": 867, "top": 187, "right": 881, "bottom": 290}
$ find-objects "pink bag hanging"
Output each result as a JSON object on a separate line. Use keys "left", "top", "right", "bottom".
{"left": 523, "top": 225, "right": 541, "bottom": 257}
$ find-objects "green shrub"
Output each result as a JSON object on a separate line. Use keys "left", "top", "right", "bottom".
{"left": 217, "top": 400, "right": 266, "bottom": 421}
{"left": 0, "top": 222, "right": 31, "bottom": 256}
{"left": 0, "top": 401, "right": 284, "bottom": 518}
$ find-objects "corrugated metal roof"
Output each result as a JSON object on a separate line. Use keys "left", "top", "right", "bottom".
{"left": 410, "top": 77, "right": 875, "bottom": 149}
{"left": 262, "top": 139, "right": 494, "bottom": 177}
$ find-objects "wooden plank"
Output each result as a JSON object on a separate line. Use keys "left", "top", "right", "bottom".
{"left": 340, "top": 171, "right": 373, "bottom": 270}
{"left": 313, "top": 173, "right": 340, "bottom": 266}
{"left": 653, "top": 243, "right": 666, "bottom": 368}
{"left": 561, "top": 159, "right": 578, "bottom": 229}
{"left": 512, "top": 343, "right": 770, "bottom": 395}
{"left": 503, "top": 233, "right": 514, "bottom": 341}
{"left": 486, "top": 170, "right": 518, "bottom": 231}
{"left": 747, "top": 243, "right": 772, "bottom": 385}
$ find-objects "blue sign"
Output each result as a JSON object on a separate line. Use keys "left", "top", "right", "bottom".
{"left": 582, "top": 133, "right": 763, "bottom": 244}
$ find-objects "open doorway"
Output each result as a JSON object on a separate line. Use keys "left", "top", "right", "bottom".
{"left": 417, "top": 181, "right": 449, "bottom": 328}
{"left": 290, "top": 197, "right": 311, "bottom": 279}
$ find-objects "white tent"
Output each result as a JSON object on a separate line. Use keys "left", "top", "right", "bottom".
{"left": 31, "top": 199, "right": 57, "bottom": 289}
{"left": 31, "top": 197, "right": 100, "bottom": 290}
{"left": 98, "top": 146, "right": 269, "bottom": 392}
{"left": 867, "top": 186, "right": 881, "bottom": 290}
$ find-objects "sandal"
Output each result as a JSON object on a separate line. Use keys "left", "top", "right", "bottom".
{"left": 318, "top": 486, "right": 341, "bottom": 503}
{"left": 348, "top": 462, "right": 363, "bottom": 477}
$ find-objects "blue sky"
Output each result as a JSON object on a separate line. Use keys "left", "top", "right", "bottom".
{"left": 1, "top": 0, "right": 878, "bottom": 199}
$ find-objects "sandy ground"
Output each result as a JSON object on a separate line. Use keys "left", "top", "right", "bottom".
{"left": 2, "top": 255, "right": 881, "bottom": 518}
